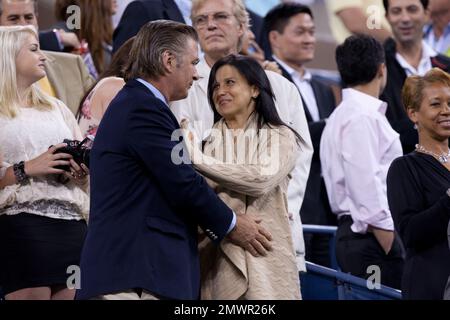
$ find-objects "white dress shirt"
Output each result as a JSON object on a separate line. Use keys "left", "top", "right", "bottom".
{"left": 273, "top": 55, "right": 321, "bottom": 122}
{"left": 320, "top": 88, "right": 402, "bottom": 234}
{"left": 395, "top": 40, "right": 438, "bottom": 76}
{"left": 170, "top": 58, "right": 313, "bottom": 271}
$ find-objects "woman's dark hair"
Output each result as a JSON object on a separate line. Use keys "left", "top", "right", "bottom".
{"left": 76, "top": 0, "right": 114, "bottom": 75}
{"left": 99, "top": 36, "right": 135, "bottom": 79}
{"left": 207, "top": 54, "right": 303, "bottom": 143}
{"left": 76, "top": 37, "right": 135, "bottom": 120}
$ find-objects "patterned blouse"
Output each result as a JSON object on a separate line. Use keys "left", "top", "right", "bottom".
{"left": 78, "top": 88, "right": 100, "bottom": 138}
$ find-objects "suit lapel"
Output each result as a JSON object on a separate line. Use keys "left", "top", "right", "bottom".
{"left": 276, "top": 61, "right": 313, "bottom": 122}
{"left": 276, "top": 62, "right": 294, "bottom": 84}
{"left": 43, "top": 51, "right": 66, "bottom": 102}
{"left": 299, "top": 93, "right": 313, "bottom": 122}
{"left": 163, "top": 0, "right": 185, "bottom": 23}
{"left": 311, "top": 78, "right": 329, "bottom": 119}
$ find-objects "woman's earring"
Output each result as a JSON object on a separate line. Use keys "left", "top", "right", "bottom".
{"left": 414, "top": 123, "right": 418, "bottom": 130}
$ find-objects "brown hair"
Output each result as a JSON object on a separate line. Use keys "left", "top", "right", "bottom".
{"left": 402, "top": 68, "right": 450, "bottom": 112}
{"left": 76, "top": 0, "right": 113, "bottom": 75}
{"left": 76, "top": 37, "right": 135, "bottom": 119}
{"left": 100, "top": 36, "right": 135, "bottom": 79}
{"left": 124, "top": 20, "right": 198, "bottom": 81}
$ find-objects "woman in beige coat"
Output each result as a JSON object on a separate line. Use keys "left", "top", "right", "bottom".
{"left": 182, "top": 55, "right": 302, "bottom": 300}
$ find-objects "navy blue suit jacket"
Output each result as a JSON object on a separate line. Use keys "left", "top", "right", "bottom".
{"left": 77, "top": 79, "right": 233, "bottom": 300}
{"left": 113, "top": 0, "right": 184, "bottom": 53}
{"left": 39, "top": 31, "right": 62, "bottom": 52}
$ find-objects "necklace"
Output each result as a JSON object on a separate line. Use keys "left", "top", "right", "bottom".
{"left": 415, "top": 144, "right": 450, "bottom": 164}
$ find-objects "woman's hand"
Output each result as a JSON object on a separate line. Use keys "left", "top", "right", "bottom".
{"left": 180, "top": 119, "right": 199, "bottom": 147}
{"left": 180, "top": 119, "right": 202, "bottom": 164}
{"left": 25, "top": 143, "right": 72, "bottom": 177}
{"left": 63, "top": 160, "right": 89, "bottom": 186}
{"left": 261, "top": 60, "right": 282, "bottom": 75}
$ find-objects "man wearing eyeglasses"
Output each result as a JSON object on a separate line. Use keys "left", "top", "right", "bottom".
{"left": 170, "top": 0, "right": 313, "bottom": 275}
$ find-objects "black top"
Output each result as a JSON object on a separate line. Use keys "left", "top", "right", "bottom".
{"left": 113, "top": 0, "right": 185, "bottom": 53}
{"left": 387, "top": 152, "right": 450, "bottom": 299}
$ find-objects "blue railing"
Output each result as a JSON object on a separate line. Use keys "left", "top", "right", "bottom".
{"left": 302, "top": 224, "right": 339, "bottom": 270}
{"left": 301, "top": 262, "right": 402, "bottom": 300}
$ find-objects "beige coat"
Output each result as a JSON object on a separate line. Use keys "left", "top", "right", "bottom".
{"left": 44, "top": 50, "right": 95, "bottom": 115}
{"left": 185, "top": 114, "right": 301, "bottom": 300}
{"left": 171, "top": 59, "right": 313, "bottom": 272}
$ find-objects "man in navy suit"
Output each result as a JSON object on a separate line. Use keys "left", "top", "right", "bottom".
{"left": 77, "top": 20, "right": 272, "bottom": 300}
{"left": 265, "top": 3, "right": 337, "bottom": 267}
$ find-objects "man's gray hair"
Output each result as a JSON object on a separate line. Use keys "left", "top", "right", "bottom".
{"left": 191, "top": 0, "right": 250, "bottom": 51}
{"left": 124, "top": 20, "right": 198, "bottom": 81}
{"left": 0, "top": 0, "right": 39, "bottom": 17}
{"left": 191, "top": 0, "right": 250, "bottom": 30}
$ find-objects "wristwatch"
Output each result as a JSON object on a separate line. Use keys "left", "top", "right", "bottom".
{"left": 13, "top": 161, "right": 29, "bottom": 185}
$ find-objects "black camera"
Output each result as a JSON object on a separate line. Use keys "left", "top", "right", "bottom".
{"left": 53, "top": 137, "right": 92, "bottom": 172}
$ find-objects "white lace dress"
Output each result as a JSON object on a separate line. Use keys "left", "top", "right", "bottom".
{"left": 0, "top": 98, "right": 89, "bottom": 220}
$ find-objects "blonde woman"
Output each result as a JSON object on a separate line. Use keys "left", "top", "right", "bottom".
{"left": 0, "top": 26, "right": 89, "bottom": 300}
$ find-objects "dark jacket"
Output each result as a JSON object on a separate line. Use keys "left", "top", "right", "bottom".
{"left": 276, "top": 61, "right": 336, "bottom": 225}
{"left": 39, "top": 30, "right": 62, "bottom": 52}
{"left": 77, "top": 79, "right": 233, "bottom": 300}
{"left": 113, "top": 0, "right": 184, "bottom": 52}
{"left": 247, "top": 9, "right": 263, "bottom": 46}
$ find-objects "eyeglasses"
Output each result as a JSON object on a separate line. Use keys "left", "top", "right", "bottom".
{"left": 192, "top": 12, "right": 233, "bottom": 28}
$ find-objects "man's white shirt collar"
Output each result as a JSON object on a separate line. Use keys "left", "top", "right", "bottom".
{"left": 395, "top": 40, "right": 438, "bottom": 76}
{"left": 342, "top": 88, "right": 388, "bottom": 115}
{"left": 272, "top": 55, "right": 312, "bottom": 81}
